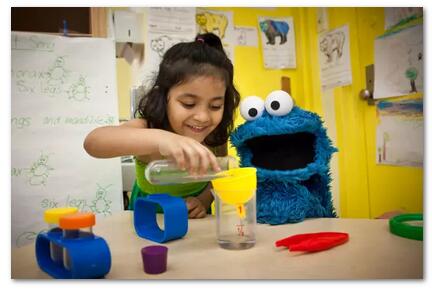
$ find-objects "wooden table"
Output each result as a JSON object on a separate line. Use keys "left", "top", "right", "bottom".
{"left": 12, "top": 211, "right": 423, "bottom": 279}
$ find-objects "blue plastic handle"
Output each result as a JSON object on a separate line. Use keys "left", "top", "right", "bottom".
{"left": 133, "top": 194, "right": 188, "bottom": 243}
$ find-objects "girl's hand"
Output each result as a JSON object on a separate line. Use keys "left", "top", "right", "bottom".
{"left": 185, "top": 196, "right": 207, "bottom": 219}
{"left": 158, "top": 132, "right": 221, "bottom": 176}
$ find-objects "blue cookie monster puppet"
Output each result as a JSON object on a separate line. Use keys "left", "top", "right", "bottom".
{"left": 230, "top": 90, "right": 337, "bottom": 225}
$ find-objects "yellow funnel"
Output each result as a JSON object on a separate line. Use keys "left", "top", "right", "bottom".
{"left": 211, "top": 167, "right": 257, "bottom": 219}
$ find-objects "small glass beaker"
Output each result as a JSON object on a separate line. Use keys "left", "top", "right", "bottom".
{"left": 213, "top": 193, "right": 256, "bottom": 250}
{"left": 211, "top": 167, "right": 257, "bottom": 250}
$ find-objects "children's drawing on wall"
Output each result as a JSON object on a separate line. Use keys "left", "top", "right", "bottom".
{"left": 12, "top": 53, "right": 92, "bottom": 102}
{"left": 318, "top": 25, "right": 352, "bottom": 90}
{"left": 67, "top": 75, "right": 90, "bottom": 102}
{"left": 385, "top": 7, "right": 423, "bottom": 30}
{"left": 151, "top": 35, "right": 174, "bottom": 57}
{"left": 144, "top": 35, "right": 194, "bottom": 87}
{"left": 237, "top": 28, "right": 246, "bottom": 45}
{"left": 89, "top": 183, "right": 113, "bottom": 216}
{"left": 11, "top": 152, "right": 54, "bottom": 186}
{"left": 233, "top": 26, "right": 258, "bottom": 47}
{"left": 196, "top": 9, "right": 235, "bottom": 63}
{"left": 405, "top": 53, "right": 422, "bottom": 93}
{"left": 27, "top": 152, "right": 54, "bottom": 186}
{"left": 150, "top": 35, "right": 190, "bottom": 60}
{"left": 46, "top": 56, "right": 70, "bottom": 86}
{"left": 376, "top": 98, "right": 423, "bottom": 167}
{"left": 135, "top": 8, "right": 196, "bottom": 90}
{"left": 258, "top": 16, "right": 296, "bottom": 69}
{"left": 260, "top": 19, "right": 289, "bottom": 45}
{"left": 11, "top": 32, "right": 123, "bottom": 247}
{"left": 374, "top": 24, "right": 423, "bottom": 99}
{"left": 196, "top": 11, "right": 228, "bottom": 39}
{"left": 319, "top": 31, "right": 345, "bottom": 63}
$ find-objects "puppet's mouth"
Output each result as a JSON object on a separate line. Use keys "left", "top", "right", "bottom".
{"left": 246, "top": 132, "right": 315, "bottom": 170}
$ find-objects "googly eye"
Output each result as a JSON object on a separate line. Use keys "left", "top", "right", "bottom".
{"left": 239, "top": 96, "right": 265, "bottom": 121}
{"left": 264, "top": 90, "right": 294, "bottom": 116}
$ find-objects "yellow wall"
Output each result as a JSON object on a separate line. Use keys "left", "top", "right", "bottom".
{"left": 325, "top": 8, "right": 371, "bottom": 217}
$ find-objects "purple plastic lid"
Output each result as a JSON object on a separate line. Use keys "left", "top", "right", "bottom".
{"left": 141, "top": 245, "right": 168, "bottom": 274}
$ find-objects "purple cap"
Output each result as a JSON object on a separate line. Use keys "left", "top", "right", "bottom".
{"left": 141, "top": 245, "right": 168, "bottom": 274}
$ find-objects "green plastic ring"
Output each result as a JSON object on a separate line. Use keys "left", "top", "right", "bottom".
{"left": 389, "top": 213, "right": 423, "bottom": 241}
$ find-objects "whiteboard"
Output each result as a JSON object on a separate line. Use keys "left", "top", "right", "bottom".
{"left": 11, "top": 32, "right": 123, "bottom": 247}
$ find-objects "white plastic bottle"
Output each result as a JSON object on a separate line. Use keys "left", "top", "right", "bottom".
{"left": 145, "top": 156, "right": 239, "bottom": 185}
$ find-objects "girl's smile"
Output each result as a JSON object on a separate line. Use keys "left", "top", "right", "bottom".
{"left": 167, "top": 75, "right": 226, "bottom": 143}
{"left": 186, "top": 124, "right": 208, "bottom": 133}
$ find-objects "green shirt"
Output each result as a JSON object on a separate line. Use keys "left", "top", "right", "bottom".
{"left": 129, "top": 158, "right": 208, "bottom": 210}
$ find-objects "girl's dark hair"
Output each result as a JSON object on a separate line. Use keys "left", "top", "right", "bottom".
{"left": 136, "top": 33, "right": 240, "bottom": 147}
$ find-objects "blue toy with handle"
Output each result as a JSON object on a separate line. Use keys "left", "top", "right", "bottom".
{"left": 35, "top": 230, "right": 111, "bottom": 279}
{"left": 133, "top": 194, "right": 188, "bottom": 243}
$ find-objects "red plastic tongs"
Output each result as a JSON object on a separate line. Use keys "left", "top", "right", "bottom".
{"left": 275, "top": 232, "right": 349, "bottom": 252}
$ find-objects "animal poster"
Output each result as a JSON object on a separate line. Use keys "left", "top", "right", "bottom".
{"left": 234, "top": 26, "right": 258, "bottom": 47}
{"left": 196, "top": 9, "right": 235, "bottom": 63}
{"left": 11, "top": 32, "right": 123, "bottom": 247}
{"left": 135, "top": 7, "right": 196, "bottom": 89}
{"left": 376, "top": 98, "right": 423, "bottom": 167}
{"left": 374, "top": 24, "right": 423, "bottom": 99}
{"left": 258, "top": 16, "right": 296, "bottom": 69}
{"left": 318, "top": 25, "right": 352, "bottom": 90}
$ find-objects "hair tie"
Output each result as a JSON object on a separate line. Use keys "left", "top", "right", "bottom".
{"left": 196, "top": 37, "right": 205, "bottom": 43}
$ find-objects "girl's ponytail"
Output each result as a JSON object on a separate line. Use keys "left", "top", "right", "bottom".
{"left": 194, "top": 33, "right": 225, "bottom": 55}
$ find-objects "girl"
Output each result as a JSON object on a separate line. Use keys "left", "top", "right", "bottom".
{"left": 84, "top": 33, "right": 240, "bottom": 218}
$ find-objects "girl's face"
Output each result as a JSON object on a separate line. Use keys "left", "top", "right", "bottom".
{"left": 167, "top": 75, "right": 226, "bottom": 143}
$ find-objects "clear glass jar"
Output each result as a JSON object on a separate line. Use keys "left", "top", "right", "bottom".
{"left": 210, "top": 167, "right": 257, "bottom": 250}
{"left": 145, "top": 156, "right": 238, "bottom": 185}
{"left": 213, "top": 191, "right": 256, "bottom": 250}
